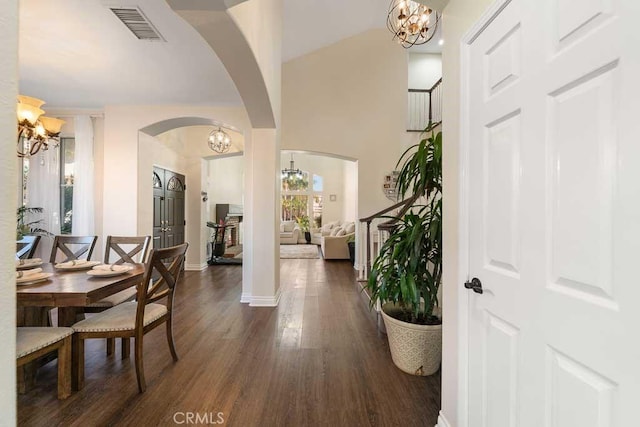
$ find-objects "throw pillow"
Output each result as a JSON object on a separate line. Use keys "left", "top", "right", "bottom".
{"left": 335, "top": 228, "right": 346, "bottom": 237}
{"left": 330, "top": 227, "right": 342, "bottom": 236}
{"left": 321, "top": 224, "right": 332, "bottom": 235}
{"left": 280, "top": 224, "right": 285, "bottom": 233}
{"left": 283, "top": 221, "right": 296, "bottom": 232}
{"left": 344, "top": 222, "right": 356, "bottom": 234}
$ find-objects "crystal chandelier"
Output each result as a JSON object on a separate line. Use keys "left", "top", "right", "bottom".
{"left": 281, "top": 154, "right": 302, "bottom": 179}
{"left": 208, "top": 127, "right": 232, "bottom": 153}
{"left": 387, "top": 0, "right": 440, "bottom": 48}
{"left": 16, "top": 95, "right": 65, "bottom": 157}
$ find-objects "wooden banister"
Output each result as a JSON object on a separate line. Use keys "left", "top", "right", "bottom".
{"left": 358, "top": 193, "right": 421, "bottom": 278}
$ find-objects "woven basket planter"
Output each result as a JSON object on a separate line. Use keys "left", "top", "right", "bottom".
{"left": 381, "top": 303, "right": 442, "bottom": 376}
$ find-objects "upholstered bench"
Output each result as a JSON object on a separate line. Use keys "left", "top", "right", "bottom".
{"left": 17, "top": 327, "right": 73, "bottom": 399}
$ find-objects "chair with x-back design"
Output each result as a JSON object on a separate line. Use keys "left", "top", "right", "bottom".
{"left": 49, "top": 235, "right": 98, "bottom": 263}
{"left": 103, "top": 236, "right": 151, "bottom": 265}
{"left": 72, "top": 243, "right": 188, "bottom": 392}
{"left": 84, "top": 235, "right": 152, "bottom": 358}
{"left": 16, "top": 235, "right": 41, "bottom": 260}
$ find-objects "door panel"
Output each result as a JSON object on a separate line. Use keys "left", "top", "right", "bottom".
{"left": 484, "top": 313, "right": 519, "bottom": 427}
{"left": 465, "top": 0, "right": 638, "bottom": 425}
{"left": 153, "top": 168, "right": 165, "bottom": 249}
{"left": 152, "top": 167, "right": 185, "bottom": 250}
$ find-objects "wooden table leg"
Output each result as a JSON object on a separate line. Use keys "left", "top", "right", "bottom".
{"left": 17, "top": 306, "right": 51, "bottom": 327}
{"left": 57, "top": 307, "right": 80, "bottom": 327}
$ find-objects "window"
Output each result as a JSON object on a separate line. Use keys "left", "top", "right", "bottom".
{"left": 282, "top": 172, "right": 309, "bottom": 192}
{"left": 281, "top": 195, "right": 309, "bottom": 221}
{"left": 60, "top": 138, "right": 75, "bottom": 234}
{"left": 281, "top": 169, "right": 323, "bottom": 227}
{"left": 312, "top": 174, "right": 323, "bottom": 192}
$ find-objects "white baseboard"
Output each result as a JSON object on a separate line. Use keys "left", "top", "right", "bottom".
{"left": 435, "top": 411, "right": 452, "bottom": 427}
{"left": 249, "top": 288, "right": 281, "bottom": 307}
{"left": 185, "top": 262, "right": 207, "bottom": 271}
{"left": 240, "top": 292, "right": 251, "bottom": 304}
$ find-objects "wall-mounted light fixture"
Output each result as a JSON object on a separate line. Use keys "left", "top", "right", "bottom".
{"left": 16, "top": 95, "right": 65, "bottom": 157}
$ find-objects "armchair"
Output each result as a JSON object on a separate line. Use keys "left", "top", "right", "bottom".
{"left": 280, "top": 220, "right": 301, "bottom": 244}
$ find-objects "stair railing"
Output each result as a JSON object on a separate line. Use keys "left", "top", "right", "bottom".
{"left": 358, "top": 193, "right": 421, "bottom": 281}
{"left": 407, "top": 77, "right": 442, "bottom": 132}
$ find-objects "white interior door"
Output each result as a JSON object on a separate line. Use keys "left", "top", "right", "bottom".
{"left": 464, "top": 0, "right": 640, "bottom": 426}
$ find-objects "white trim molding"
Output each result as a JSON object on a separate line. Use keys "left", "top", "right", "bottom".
{"left": 436, "top": 411, "right": 452, "bottom": 427}
{"left": 249, "top": 288, "right": 281, "bottom": 307}
{"left": 185, "top": 263, "right": 208, "bottom": 271}
{"left": 240, "top": 292, "right": 252, "bottom": 304}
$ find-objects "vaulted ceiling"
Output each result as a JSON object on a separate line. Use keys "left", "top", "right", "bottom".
{"left": 19, "top": 0, "right": 441, "bottom": 109}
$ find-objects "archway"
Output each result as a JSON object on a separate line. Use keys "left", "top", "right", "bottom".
{"left": 137, "top": 116, "right": 246, "bottom": 271}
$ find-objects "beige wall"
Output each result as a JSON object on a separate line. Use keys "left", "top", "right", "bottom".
{"left": 0, "top": 0, "right": 17, "bottom": 420}
{"left": 342, "top": 160, "right": 358, "bottom": 225}
{"left": 408, "top": 53, "right": 442, "bottom": 89}
{"left": 441, "top": 0, "right": 494, "bottom": 425}
{"left": 208, "top": 155, "right": 244, "bottom": 217}
{"left": 282, "top": 29, "right": 408, "bottom": 220}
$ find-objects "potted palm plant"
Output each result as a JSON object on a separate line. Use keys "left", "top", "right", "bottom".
{"left": 16, "top": 206, "right": 51, "bottom": 240}
{"left": 365, "top": 124, "right": 442, "bottom": 376}
{"left": 296, "top": 215, "right": 312, "bottom": 244}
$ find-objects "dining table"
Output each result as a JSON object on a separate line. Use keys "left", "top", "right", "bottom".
{"left": 17, "top": 262, "right": 146, "bottom": 327}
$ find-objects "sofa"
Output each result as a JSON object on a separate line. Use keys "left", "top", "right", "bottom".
{"left": 280, "top": 220, "right": 301, "bottom": 244}
{"left": 319, "top": 221, "right": 356, "bottom": 260}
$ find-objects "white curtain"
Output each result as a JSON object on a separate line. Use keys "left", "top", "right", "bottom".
{"left": 26, "top": 147, "right": 61, "bottom": 260}
{"left": 72, "top": 116, "right": 95, "bottom": 235}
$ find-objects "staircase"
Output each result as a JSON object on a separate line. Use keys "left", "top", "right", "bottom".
{"left": 357, "top": 193, "right": 421, "bottom": 287}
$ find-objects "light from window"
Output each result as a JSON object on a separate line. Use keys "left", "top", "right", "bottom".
{"left": 282, "top": 172, "right": 309, "bottom": 192}
{"left": 60, "top": 138, "right": 75, "bottom": 234}
{"left": 313, "top": 174, "right": 323, "bottom": 192}
{"left": 282, "top": 195, "right": 308, "bottom": 221}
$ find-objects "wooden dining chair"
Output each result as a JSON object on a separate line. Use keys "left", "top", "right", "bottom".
{"left": 17, "top": 327, "right": 73, "bottom": 399}
{"left": 49, "top": 235, "right": 98, "bottom": 263}
{"left": 84, "top": 235, "right": 152, "bottom": 358}
{"left": 16, "top": 235, "right": 41, "bottom": 260}
{"left": 103, "top": 235, "right": 152, "bottom": 265}
{"left": 71, "top": 243, "right": 188, "bottom": 392}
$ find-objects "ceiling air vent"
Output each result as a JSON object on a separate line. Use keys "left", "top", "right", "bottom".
{"left": 110, "top": 7, "right": 165, "bottom": 41}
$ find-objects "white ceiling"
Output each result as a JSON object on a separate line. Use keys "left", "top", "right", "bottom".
{"left": 18, "top": 0, "right": 443, "bottom": 109}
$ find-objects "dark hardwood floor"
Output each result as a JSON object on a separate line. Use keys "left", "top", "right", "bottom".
{"left": 18, "top": 258, "right": 441, "bottom": 426}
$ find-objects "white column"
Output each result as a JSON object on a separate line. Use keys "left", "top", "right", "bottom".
{"left": 245, "top": 128, "right": 280, "bottom": 306}
{"left": 0, "top": 0, "right": 18, "bottom": 421}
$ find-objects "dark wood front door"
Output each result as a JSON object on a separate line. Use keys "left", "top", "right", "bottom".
{"left": 153, "top": 167, "right": 185, "bottom": 249}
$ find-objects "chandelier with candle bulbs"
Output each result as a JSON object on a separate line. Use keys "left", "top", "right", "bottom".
{"left": 208, "top": 127, "right": 232, "bottom": 153}
{"left": 281, "top": 154, "right": 303, "bottom": 179}
{"left": 387, "top": 0, "right": 440, "bottom": 48}
{"left": 16, "top": 95, "right": 65, "bottom": 157}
